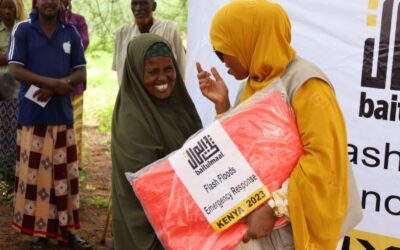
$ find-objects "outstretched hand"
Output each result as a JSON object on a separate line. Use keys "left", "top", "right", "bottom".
{"left": 196, "top": 62, "right": 230, "bottom": 114}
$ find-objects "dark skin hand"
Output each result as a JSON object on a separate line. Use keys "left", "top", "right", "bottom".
{"left": 196, "top": 62, "right": 231, "bottom": 114}
{"left": 9, "top": 64, "right": 86, "bottom": 96}
{"left": 242, "top": 204, "right": 277, "bottom": 243}
{"left": 33, "top": 88, "right": 54, "bottom": 102}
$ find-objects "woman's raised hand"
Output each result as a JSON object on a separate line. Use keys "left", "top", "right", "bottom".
{"left": 196, "top": 62, "right": 230, "bottom": 114}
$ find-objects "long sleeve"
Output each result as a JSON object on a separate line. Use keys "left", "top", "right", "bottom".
{"left": 288, "top": 78, "right": 348, "bottom": 249}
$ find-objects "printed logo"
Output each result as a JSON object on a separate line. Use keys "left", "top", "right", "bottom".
{"left": 343, "top": 230, "right": 400, "bottom": 249}
{"left": 184, "top": 134, "right": 224, "bottom": 176}
{"left": 63, "top": 41, "right": 71, "bottom": 54}
{"left": 360, "top": 0, "right": 400, "bottom": 121}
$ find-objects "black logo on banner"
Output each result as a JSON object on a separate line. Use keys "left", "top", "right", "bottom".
{"left": 186, "top": 135, "right": 224, "bottom": 176}
{"left": 341, "top": 236, "right": 400, "bottom": 250}
{"left": 359, "top": 0, "right": 400, "bottom": 121}
{"left": 362, "top": 0, "right": 400, "bottom": 90}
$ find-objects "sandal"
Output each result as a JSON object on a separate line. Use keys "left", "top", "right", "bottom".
{"left": 29, "top": 237, "right": 49, "bottom": 249}
{"left": 68, "top": 233, "right": 94, "bottom": 250}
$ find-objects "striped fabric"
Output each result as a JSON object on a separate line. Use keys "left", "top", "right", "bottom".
{"left": 72, "top": 94, "right": 83, "bottom": 166}
{"left": 12, "top": 125, "right": 80, "bottom": 242}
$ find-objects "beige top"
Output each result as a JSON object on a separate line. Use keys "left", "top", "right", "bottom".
{"left": 112, "top": 17, "right": 186, "bottom": 85}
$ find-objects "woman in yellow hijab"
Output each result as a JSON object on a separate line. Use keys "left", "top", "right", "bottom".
{"left": 197, "top": 0, "right": 349, "bottom": 249}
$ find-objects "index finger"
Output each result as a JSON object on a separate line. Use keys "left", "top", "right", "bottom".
{"left": 196, "top": 62, "right": 204, "bottom": 74}
{"left": 211, "top": 67, "right": 223, "bottom": 81}
{"left": 33, "top": 89, "right": 41, "bottom": 98}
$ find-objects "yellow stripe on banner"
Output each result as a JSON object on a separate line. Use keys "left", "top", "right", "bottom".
{"left": 346, "top": 230, "right": 400, "bottom": 249}
{"left": 368, "top": 0, "right": 379, "bottom": 10}
{"left": 210, "top": 186, "right": 270, "bottom": 232}
{"left": 366, "top": 15, "right": 377, "bottom": 26}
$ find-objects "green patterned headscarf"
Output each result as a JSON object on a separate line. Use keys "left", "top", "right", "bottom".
{"left": 111, "top": 34, "right": 202, "bottom": 250}
{"left": 144, "top": 42, "right": 173, "bottom": 59}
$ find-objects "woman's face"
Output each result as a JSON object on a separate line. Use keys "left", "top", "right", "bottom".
{"left": 143, "top": 56, "right": 177, "bottom": 99}
{"left": 219, "top": 53, "right": 248, "bottom": 80}
{"left": 0, "top": 0, "right": 16, "bottom": 22}
{"left": 36, "top": 0, "right": 60, "bottom": 18}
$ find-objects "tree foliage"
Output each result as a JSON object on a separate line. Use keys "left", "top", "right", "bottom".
{"left": 22, "top": 0, "right": 187, "bottom": 53}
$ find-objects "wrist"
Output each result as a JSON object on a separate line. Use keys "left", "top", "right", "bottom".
{"left": 267, "top": 197, "right": 284, "bottom": 218}
{"left": 65, "top": 78, "right": 72, "bottom": 86}
{"left": 215, "top": 98, "right": 231, "bottom": 114}
{"left": 47, "top": 79, "right": 57, "bottom": 91}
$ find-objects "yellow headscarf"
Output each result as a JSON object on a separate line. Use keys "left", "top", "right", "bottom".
{"left": 210, "top": 0, "right": 296, "bottom": 102}
{"left": 15, "top": 0, "right": 27, "bottom": 20}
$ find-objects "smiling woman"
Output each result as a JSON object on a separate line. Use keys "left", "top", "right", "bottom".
{"left": 143, "top": 43, "right": 176, "bottom": 99}
{"left": 111, "top": 34, "right": 202, "bottom": 250}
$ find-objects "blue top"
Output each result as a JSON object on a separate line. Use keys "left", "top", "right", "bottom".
{"left": 7, "top": 12, "right": 86, "bottom": 125}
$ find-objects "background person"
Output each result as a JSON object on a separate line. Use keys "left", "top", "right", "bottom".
{"left": 111, "top": 34, "right": 202, "bottom": 250}
{"left": 197, "top": 1, "right": 349, "bottom": 249}
{"left": 61, "top": 0, "right": 89, "bottom": 167}
{"left": 8, "top": 0, "right": 91, "bottom": 248}
{"left": 0, "top": 0, "right": 25, "bottom": 187}
{"left": 112, "top": 0, "right": 186, "bottom": 86}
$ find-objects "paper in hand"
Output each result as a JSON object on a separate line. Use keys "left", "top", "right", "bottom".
{"left": 24, "top": 85, "right": 51, "bottom": 108}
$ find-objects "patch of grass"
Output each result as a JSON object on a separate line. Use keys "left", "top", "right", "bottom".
{"left": 85, "top": 184, "right": 96, "bottom": 191}
{"left": 0, "top": 151, "right": 16, "bottom": 204}
{"left": 90, "top": 196, "right": 109, "bottom": 208}
{"left": 79, "top": 167, "right": 89, "bottom": 183}
{"left": 97, "top": 106, "right": 114, "bottom": 134}
{"left": 84, "top": 51, "right": 119, "bottom": 134}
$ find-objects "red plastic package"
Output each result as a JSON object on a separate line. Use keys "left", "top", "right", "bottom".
{"left": 126, "top": 82, "right": 304, "bottom": 250}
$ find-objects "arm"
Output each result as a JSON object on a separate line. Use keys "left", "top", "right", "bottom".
{"left": 0, "top": 53, "right": 7, "bottom": 65}
{"left": 65, "top": 66, "right": 86, "bottom": 86}
{"left": 288, "top": 79, "right": 348, "bottom": 249}
{"left": 244, "top": 79, "right": 348, "bottom": 246}
{"left": 7, "top": 22, "right": 71, "bottom": 98}
{"left": 8, "top": 63, "right": 71, "bottom": 95}
{"left": 69, "top": 26, "right": 87, "bottom": 84}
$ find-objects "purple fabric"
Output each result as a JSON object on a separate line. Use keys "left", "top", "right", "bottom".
{"left": 70, "top": 13, "right": 89, "bottom": 95}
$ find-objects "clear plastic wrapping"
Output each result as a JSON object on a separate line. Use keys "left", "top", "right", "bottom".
{"left": 125, "top": 80, "right": 304, "bottom": 250}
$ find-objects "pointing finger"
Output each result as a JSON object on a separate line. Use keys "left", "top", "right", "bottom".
{"left": 196, "top": 62, "right": 204, "bottom": 74}
{"left": 211, "top": 67, "right": 223, "bottom": 81}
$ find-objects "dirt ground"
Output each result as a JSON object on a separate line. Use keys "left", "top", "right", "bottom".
{"left": 0, "top": 126, "right": 113, "bottom": 250}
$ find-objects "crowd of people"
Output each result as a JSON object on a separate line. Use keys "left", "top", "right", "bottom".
{"left": 0, "top": 0, "right": 360, "bottom": 249}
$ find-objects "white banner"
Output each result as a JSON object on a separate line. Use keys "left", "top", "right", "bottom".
{"left": 187, "top": 0, "right": 400, "bottom": 248}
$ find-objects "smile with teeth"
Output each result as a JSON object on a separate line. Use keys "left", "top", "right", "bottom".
{"left": 154, "top": 83, "right": 168, "bottom": 92}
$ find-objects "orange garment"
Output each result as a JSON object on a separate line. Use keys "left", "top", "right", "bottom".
{"left": 131, "top": 90, "right": 304, "bottom": 249}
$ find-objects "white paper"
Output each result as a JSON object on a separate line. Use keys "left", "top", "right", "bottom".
{"left": 169, "top": 121, "right": 266, "bottom": 225}
{"left": 24, "top": 85, "right": 51, "bottom": 108}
